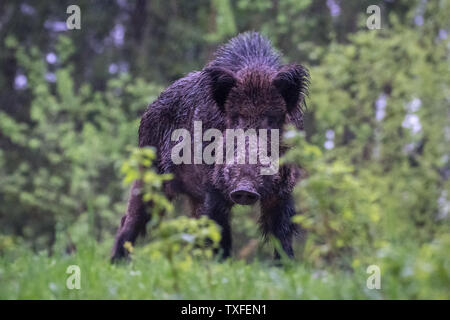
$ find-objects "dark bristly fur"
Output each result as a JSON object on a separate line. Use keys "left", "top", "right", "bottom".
{"left": 111, "top": 32, "right": 309, "bottom": 262}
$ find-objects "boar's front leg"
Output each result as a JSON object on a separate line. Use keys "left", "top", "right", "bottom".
{"left": 260, "top": 195, "right": 297, "bottom": 259}
{"left": 200, "top": 189, "right": 233, "bottom": 259}
{"left": 111, "top": 180, "right": 150, "bottom": 262}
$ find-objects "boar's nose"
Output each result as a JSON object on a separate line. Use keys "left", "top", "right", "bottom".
{"left": 230, "top": 188, "right": 260, "bottom": 205}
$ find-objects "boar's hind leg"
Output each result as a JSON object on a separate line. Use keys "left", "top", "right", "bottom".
{"left": 260, "top": 195, "right": 297, "bottom": 259}
{"left": 200, "top": 190, "right": 233, "bottom": 259}
{"left": 111, "top": 180, "right": 150, "bottom": 262}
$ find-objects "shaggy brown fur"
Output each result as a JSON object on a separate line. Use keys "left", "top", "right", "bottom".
{"left": 111, "top": 32, "right": 309, "bottom": 261}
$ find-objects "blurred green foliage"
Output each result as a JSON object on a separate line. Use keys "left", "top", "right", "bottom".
{"left": 120, "top": 147, "right": 221, "bottom": 286}
{"left": 121, "top": 147, "right": 173, "bottom": 215}
{"left": 0, "top": 0, "right": 449, "bottom": 298}
{"left": 283, "top": 12, "right": 449, "bottom": 270}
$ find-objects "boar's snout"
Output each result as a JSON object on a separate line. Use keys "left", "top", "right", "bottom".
{"left": 230, "top": 186, "right": 260, "bottom": 205}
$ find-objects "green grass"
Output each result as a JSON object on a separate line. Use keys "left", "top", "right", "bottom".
{"left": 2, "top": 240, "right": 447, "bottom": 300}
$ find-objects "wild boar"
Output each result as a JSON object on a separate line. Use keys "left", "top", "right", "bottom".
{"left": 111, "top": 31, "right": 309, "bottom": 261}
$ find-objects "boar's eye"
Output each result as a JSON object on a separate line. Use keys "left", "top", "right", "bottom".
{"left": 230, "top": 113, "right": 240, "bottom": 123}
{"left": 265, "top": 112, "right": 283, "bottom": 126}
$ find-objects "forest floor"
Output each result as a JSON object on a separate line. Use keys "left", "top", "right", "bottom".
{"left": 0, "top": 242, "right": 426, "bottom": 299}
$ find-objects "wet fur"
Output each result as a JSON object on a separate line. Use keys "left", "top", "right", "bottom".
{"left": 111, "top": 32, "right": 309, "bottom": 261}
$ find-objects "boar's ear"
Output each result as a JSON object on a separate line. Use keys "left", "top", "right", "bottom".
{"left": 204, "top": 67, "right": 237, "bottom": 110}
{"left": 272, "top": 64, "right": 309, "bottom": 129}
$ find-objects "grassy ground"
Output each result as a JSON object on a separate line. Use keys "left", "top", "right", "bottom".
{"left": 2, "top": 240, "right": 445, "bottom": 300}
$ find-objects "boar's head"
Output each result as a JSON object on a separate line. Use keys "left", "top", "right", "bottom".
{"left": 205, "top": 65, "right": 308, "bottom": 205}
